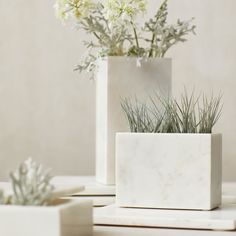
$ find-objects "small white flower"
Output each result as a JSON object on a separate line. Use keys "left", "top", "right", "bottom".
{"left": 136, "top": 57, "right": 142, "bottom": 67}
{"left": 54, "top": 0, "right": 94, "bottom": 22}
{"left": 103, "top": 0, "right": 146, "bottom": 25}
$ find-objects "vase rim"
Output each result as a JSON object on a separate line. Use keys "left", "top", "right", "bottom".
{"left": 99, "top": 56, "right": 172, "bottom": 60}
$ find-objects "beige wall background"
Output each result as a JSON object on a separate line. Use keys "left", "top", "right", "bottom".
{"left": 0, "top": 0, "right": 235, "bottom": 180}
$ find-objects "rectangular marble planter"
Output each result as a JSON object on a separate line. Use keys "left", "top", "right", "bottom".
{"left": 116, "top": 133, "right": 222, "bottom": 210}
{"left": 96, "top": 57, "right": 172, "bottom": 185}
{"left": 0, "top": 199, "right": 93, "bottom": 236}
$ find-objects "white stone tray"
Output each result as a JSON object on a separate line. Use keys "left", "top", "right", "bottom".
{"left": 52, "top": 176, "right": 115, "bottom": 196}
{"left": 94, "top": 204, "right": 236, "bottom": 231}
{"left": 64, "top": 196, "right": 115, "bottom": 207}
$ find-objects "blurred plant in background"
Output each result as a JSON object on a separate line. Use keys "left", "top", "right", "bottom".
{"left": 0, "top": 158, "right": 54, "bottom": 206}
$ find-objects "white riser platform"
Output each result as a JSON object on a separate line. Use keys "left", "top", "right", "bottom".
{"left": 94, "top": 204, "right": 236, "bottom": 231}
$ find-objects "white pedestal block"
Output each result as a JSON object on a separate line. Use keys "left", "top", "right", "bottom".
{"left": 96, "top": 57, "right": 172, "bottom": 185}
{"left": 0, "top": 199, "right": 93, "bottom": 236}
{"left": 94, "top": 204, "right": 236, "bottom": 231}
{"left": 116, "top": 133, "right": 222, "bottom": 210}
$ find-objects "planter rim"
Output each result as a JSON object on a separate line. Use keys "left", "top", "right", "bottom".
{"left": 116, "top": 132, "right": 221, "bottom": 136}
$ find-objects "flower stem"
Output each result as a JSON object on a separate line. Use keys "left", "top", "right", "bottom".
{"left": 93, "top": 32, "right": 101, "bottom": 40}
{"left": 131, "top": 22, "right": 139, "bottom": 49}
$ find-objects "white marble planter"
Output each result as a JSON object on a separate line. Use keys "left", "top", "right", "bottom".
{"left": 0, "top": 199, "right": 93, "bottom": 236}
{"left": 116, "top": 133, "right": 222, "bottom": 210}
{"left": 96, "top": 57, "right": 172, "bottom": 185}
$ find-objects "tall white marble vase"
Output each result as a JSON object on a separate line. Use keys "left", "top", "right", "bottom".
{"left": 96, "top": 57, "right": 172, "bottom": 185}
{"left": 116, "top": 133, "right": 222, "bottom": 210}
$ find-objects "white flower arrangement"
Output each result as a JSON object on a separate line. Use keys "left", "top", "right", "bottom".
{"left": 54, "top": 0, "right": 196, "bottom": 77}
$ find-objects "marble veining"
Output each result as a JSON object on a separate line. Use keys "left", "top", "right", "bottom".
{"left": 116, "top": 133, "right": 222, "bottom": 210}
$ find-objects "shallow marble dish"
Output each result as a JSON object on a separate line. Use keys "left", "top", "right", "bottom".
{"left": 52, "top": 176, "right": 116, "bottom": 196}
{"left": 94, "top": 204, "right": 236, "bottom": 231}
{"left": 116, "top": 133, "right": 222, "bottom": 210}
{"left": 64, "top": 196, "right": 115, "bottom": 207}
{"left": 0, "top": 199, "right": 93, "bottom": 236}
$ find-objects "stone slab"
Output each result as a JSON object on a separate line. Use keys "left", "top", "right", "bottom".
{"left": 64, "top": 196, "right": 115, "bottom": 207}
{"left": 94, "top": 204, "right": 236, "bottom": 231}
{"left": 52, "top": 176, "right": 115, "bottom": 196}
